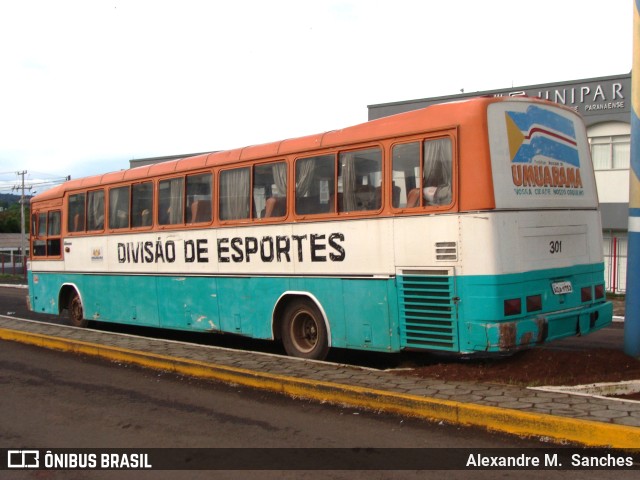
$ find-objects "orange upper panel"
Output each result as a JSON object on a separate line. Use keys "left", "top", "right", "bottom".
{"left": 30, "top": 96, "right": 571, "bottom": 212}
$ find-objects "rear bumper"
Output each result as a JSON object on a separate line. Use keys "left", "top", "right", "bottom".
{"left": 462, "top": 301, "right": 613, "bottom": 353}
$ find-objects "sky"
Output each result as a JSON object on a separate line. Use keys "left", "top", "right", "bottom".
{"left": 0, "top": 0, "right": 634, "bottom": 195}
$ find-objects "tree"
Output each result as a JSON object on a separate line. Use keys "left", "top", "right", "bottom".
{"left": 0, "top": 204, "right": 24, "bottom": 233}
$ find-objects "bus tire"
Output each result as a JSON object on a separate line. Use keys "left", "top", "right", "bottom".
{"left": 281, "top": 299, "right": 329, "bottom": 360}
{"left": 68, "top": 291, "right": 87, "bottom": 328}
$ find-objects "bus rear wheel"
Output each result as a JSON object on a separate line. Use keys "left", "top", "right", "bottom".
{"left": 68, "top": 291, "right": 87, "bottom": 328}
{"left": 282, "top": 299, "right": 329, "bottom": 360}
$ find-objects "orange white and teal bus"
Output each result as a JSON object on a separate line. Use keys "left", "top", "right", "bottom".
{"left": 27, "top": 96, "right": 612, "bottom": 360}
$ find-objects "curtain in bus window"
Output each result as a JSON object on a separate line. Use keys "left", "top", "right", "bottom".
{"left": 341, "top": 153, "right": 358, "bottom": 212}
{"left": 423, "top": 138, "right": 452, "bottom": 205}
{"left": 295, "top": 158, "right": 315, "bottom": 198}
{"left": 168, "top": 179, "right": 184, "bottom": 224}
{"left": 87, "top": 190, "right": 105, "bottom": 230}
{"left": 272, "top": 163, "right": 287, "bottom": 197}
{"left": 48, "top": 211, "right": 61, "bottom": 236}
{"left": 158, "top": 178, "right": 184, "bottom": 225}
{"left": 220, "top": 168, "right": 250, "bottom": 220}
{"left": 109, "top": 186, "right": 130, "bottom": 229}
{"left": 38, "top": 213, "right": 47, "bottom": 237}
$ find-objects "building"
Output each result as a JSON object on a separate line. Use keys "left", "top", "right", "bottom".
{"left": 0, "top": 233, "right": 24, "bottom": 274}
{"left": 368, "top": 73, "right": 631, "bottom": 293}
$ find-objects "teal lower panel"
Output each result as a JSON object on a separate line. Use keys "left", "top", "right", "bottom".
{"left": 456, "top": 263, "right": 613, "bottom": 353}
{"left": 28, "top": 262, "right": 613, "bottom": 356}
{"left": 27, "top": 272, "right": 400, "bottom": 353}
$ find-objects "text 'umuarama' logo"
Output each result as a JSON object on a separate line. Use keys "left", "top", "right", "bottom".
{"left": 505, "top": 105, "right": 584, "bottom": 195}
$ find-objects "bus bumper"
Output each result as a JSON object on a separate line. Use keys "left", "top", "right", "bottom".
{"left": 463, "top": 301, "right": 613, "bottom": 353}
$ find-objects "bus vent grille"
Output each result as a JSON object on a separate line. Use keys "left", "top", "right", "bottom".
{"left": 435, "top": 242, "right": 458, "bottom": 261}
{"left": 398, "top": 274, "right": 457, "bottom": 351}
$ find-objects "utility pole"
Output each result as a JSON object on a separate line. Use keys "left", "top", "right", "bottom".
{"left": 16, "top": 170, "right": 27, "bottom": 271}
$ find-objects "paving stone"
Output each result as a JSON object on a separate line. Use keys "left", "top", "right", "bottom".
{"left": 589, "top": 409, "right": 630, "bottom": 419}
{"left": 483, "top": 395, "right": 508, "bottom": 404}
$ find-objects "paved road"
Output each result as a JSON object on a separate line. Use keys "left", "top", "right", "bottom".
{"left": 1, "top": 338, "right": 622, "bottom": 480}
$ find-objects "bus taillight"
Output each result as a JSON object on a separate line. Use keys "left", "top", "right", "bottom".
{"left": 526, "top": 294, "right": 542, "bottom": 312}
{"left": 504, "top": 298, "right": 522, "bottom": 316}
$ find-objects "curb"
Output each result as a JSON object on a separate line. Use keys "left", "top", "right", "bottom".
{"left": 1, "top": 326, "right": 639, "bottom": 449}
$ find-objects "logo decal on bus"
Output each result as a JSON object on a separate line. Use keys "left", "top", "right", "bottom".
{"left": 507, "top": 106, "right": 584, "bottom": 196}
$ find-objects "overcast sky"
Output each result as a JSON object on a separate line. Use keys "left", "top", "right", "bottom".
{"left": 0, "top": 0, "right": 633, "bottom": 194}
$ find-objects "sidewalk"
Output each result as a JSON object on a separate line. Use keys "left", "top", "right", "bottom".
{"left": 0, "top": 314, "right": 639, "bottom": 449}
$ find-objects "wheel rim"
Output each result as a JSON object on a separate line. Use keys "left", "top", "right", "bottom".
{"left": 289, "top": 310, "right": 319, "bottom": 354}
{"left": 71, "top": 297, "right": 83, "bottom": 324}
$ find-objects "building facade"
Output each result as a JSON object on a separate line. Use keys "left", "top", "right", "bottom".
{"left": 368, "top": 73, "right": 631, "bottom": 293}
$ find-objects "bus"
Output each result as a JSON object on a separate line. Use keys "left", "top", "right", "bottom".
{"left": 27, "top": 96, "right": 612, "bottom": 360}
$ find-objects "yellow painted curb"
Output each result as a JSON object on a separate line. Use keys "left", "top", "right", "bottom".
{"left": 2, "top": 326, "right": 639, "bottom": 449}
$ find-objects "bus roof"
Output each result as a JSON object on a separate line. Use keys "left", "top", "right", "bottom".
{"left": 31, "top": 96, "right": 563, "bottom": 204}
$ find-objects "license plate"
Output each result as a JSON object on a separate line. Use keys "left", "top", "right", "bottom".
{"left": 552, "top": 281, "right": 573, "bottom": 295}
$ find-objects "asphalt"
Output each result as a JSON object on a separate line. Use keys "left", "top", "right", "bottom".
{"left": 0, "top": 286, "right": 639, "bottom": 449}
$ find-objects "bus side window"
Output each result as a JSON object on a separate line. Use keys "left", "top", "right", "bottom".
{"left": 131, "top": 182, "right": 153, "bottom": 228}
{"left": 68, "top": 193, "right": 86, "bottom": 232}
{"left": 219, "top": 168, "right": 250, "bottom": 221}
{"left": 186, "top": 173, "right": 212, "bottom": 223}
{"left": 338, "top": 148, "right": 382, "bottom": 212}
{"left": 391, "top": 143, "right": 420, "bottom": 208}
{"left": 109, "top": 186, "right": 130, "bottom": 229}
{"left": 159, "top": 178, "right": 185, "bottom": 225}
{"left": 32, "top": 210, "right": 61, "bottom": 257}
{"left": 423, "top": 138, "right": 453, "bottom": 206}
{"left": 254, "top": 162, "right": 287, "bottom": 219}
{"left": 295, "top": 155, "right": 335, "bottom": 215}
{"left": 87, "top": 190, "right": 105, "bottom": 231}
{"left": 32, "top": 213, "right": 47, "bottom": 257}
{"left": 47, "top": 211, "right": 61, "bottom": 256}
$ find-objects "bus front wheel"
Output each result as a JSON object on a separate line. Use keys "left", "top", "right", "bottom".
{"left": 282, "top": 299, "right": 329, "bottom": 360}
{"left": 68, "top": 292, "right": 87, "bottom": 328}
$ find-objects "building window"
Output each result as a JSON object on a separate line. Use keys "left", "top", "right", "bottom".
{"left": 591, "top": 135, "right": 630, "bottom": 170}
